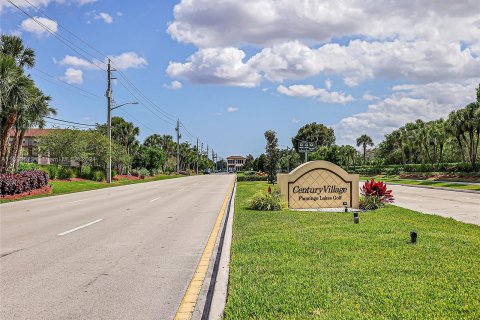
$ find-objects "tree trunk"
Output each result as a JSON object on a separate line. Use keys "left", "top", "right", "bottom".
{"left": 363, "top": 145, "right": 366, "bottom": 165}
{"left": 456, "top": 136, "right": 465, "bottom": 162}
{"left": 14, "top": 130, "right": 27, "bottom": 171}
{"left": 0, "top": 113, "right": 17, "bottom": 173}
{"left": 6, "top": 128, "right": 19, "bottom": 172}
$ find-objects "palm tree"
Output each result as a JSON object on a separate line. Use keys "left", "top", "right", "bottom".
{"left": 356, "top": 134, "right": 374, "bottom": 165}
{"left": 0, "top": 35, "right": 35, "bottom": 68}
{"left": 0, "top": 55, "right": 31, "bottom": 172}
{"left": 7, "top": 86, "right": 55, "bottom": 171}
{"left": 144, "top": 134, "right": 163, "bottom": 149}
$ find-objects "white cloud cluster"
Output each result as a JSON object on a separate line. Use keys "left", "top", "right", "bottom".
{"left": 227, "top": 106, "right": 238, "bottom": 112}
{"left": 59, "top": 52, "right": 147, "bottom": 71}
{"left": 61, "top": 68, "right": 83, "bottom": 84}
{"left": 108, "top": 52, "right": 147, "bottom": 70}
{"left": 167, "top": 1, "right": 480, "bottom": 88}
{"left": 20, "top": 17, "right": 58, "bottom": 37}
{"left": 168, "top": 0, "right": 480, "bottom": 47}
{"left": 334, "top": 80, "right": 479, "bottom": 144}
{"left": 277, "top": 84, "right": 354, "bottom": 104}
{"left": 167, "top": 47, "right": 260, "bottom": 87}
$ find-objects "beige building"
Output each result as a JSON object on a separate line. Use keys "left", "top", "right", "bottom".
{"left": 226, "top": 155, "right": 246, "bottom": 172}
{"left": 8, "top": 129, "right": 54, "bottom": 164}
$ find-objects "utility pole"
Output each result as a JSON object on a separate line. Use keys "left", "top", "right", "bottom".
{"left": 196, "top": 138, "right": 199, "bottom": 175}
{"left": 106, "top": 59, "right": 112, "bottom": 183}
{"left": 286, "top": 146, "right": 290, "bottom": 172}
{"left": 176, "top": 119, "right": 180, "bottom": 173}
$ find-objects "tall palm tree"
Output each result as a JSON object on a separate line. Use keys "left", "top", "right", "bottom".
{"left": 356, "top": 134, "right": 374, "bottom": 165}
{"left": 0, "top": 55, "right": 31, "bottom": 172}
{"left": 7, "top": 86, "right": 55, "bottom": 171}
{"left": 0, "top": 35, "right": 35, "bottom": 68}
{"left": 144, "top": 134, "right": 163, "bottom": 149}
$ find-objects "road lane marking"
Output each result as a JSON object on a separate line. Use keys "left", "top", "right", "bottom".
{"left": 174, "top": 178, "right": 235, "bottom": 320}
{"left": 57, "top": 219, "right": 103, "bottom": 236}
{"left": 150, "top": 196, "right": 162, "bottom": 203}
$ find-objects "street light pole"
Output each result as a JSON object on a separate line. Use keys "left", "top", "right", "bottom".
{"left": 106, "top": 100, "right": 139, "bottom": 183}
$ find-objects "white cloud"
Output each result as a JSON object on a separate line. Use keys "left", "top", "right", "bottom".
{"left": 292, "top": 118, "right": 300, "bottom": 123}
{"left": 116, "top": 11, "right": 124, "bottom": 17}
{"left": 334, "top": 80, "right": 478, "bottom": 145}
{"left": 277, "top": 84, "right": 354, "bottom": 104}
{"left": 20, "top": 17, "right": 58, "bottom": 37}
{"left": 108, "top": 52, "right": 147, "bottom": 70}
{"left": 60, "top": 68, "right": 83, "bottom": 84}
{"left": 227, "top": 106, "right": 238, "bottom": 112}
{"left": 59, "top": 52, "right": 147, "bottom": 71}
{"left": 59, "top": 55, "right": 98, "bottom": 69}
{"left": 168, "top": 0, "right": 480, "bottom": 47}
{"left": 167, "top": 47, "right": 261, "bottom": 87}
{"left": 163, "top": 80, "right": 183, "bottom": 90}
{"left": 166, "top": 1, "right": 480, "bottom": 88}
{"left": 95, "top": 12, "right": 113, "bottom": 24}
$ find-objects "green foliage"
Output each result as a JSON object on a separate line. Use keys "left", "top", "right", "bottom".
{"left": 237, "top": 175, "right": 268, "bottom": 181}
{"left": 292, "top": 122, "right": 335, "bottom": 152}
{"left": 17, "top": 162, "right": 40, "bottom": 172}
{"left": 264, "top": 130, "right": 280, "bottom": 182}
{"left": 248, "top": 189, "right": 285, "bottom": 211}
{"left": 57, "top": 166, "right": 75, "bottom": 180}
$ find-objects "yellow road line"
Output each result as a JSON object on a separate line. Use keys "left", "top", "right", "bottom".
{"left": 174, "top": 178, "right": 235, "bottom": 320}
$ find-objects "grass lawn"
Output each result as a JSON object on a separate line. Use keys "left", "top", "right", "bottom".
{"left": 0, "top": 174, "right": 181, "bottom": 203}
{"left": 224, "top": 181, "right": 480, "bottom": 319}
{"left": 361, "top": 176, "right": 480, "bottom": 192}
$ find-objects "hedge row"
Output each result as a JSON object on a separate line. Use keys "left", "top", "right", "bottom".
{"left": 0, "top": 170, "right": 49, "bottom": 196}
{"left": 347, "top": 162, "right": 478, "bottom": 175}
{"left": 237, "top": 175, "right": 268, "bottom": 181}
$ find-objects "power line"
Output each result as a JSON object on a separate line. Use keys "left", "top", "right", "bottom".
{"left": 32, "top": 68, "right": 104, "bottom": 101}
{"left": 44, "top": 116, "right": 96, "bottom": 127}
{"left": 8, "top": 0, "right": 106, "bottom": 71}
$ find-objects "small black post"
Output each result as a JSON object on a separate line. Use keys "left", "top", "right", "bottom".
{"left": 353, "top": 212, "right": 359, "bottom": 224}
{"left": 410, "top": 231, "right": 417, "bottom": 244}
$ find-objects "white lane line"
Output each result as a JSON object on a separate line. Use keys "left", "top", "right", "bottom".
{"left": 57, "top": 219, "right": 103, "bottom": 236}
{"left": 150, "top": 196, "right": 162, "bottom": 203}
{"left": 67, "top": 199, "right": 88, "bottom": 204}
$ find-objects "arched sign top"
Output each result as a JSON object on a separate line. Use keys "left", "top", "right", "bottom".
{"left": 277, "top": 161, "right": 359, "bottom": 209}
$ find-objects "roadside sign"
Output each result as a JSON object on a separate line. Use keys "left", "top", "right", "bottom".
{"left": 298, "top": 141, "right": 316, "bottom": 152}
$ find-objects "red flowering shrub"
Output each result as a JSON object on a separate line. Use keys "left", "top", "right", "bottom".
{"left": 360, "top": 179, "right": 394, "bottom": 210}
{"left": 0, "top": 170, "right": 49, "bottom": 196}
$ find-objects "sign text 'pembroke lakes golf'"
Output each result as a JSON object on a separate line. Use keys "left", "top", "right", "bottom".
{"left": 277, "top": 161, "right": 359, "bottom": 209}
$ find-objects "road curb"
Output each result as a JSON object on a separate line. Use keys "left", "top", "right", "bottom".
{"left": 200, "top": 180, "right": 236, "bottom": 320}
{"left": 380, "top": 182, "right": 480, "bottom": 194}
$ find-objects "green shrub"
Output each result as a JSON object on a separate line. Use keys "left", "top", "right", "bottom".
{"left": 17, "top": 162, "right": 41, "bottom": 172}
{"left": 136, "top": 168, "right": 150, "bottom": 179}
{"left": 58, "top": 166, "right": 75, "bottom": 179}
{"left": 79, "top": 166, "right": 92, "bottom": 180}
{"left": 248, "top": 190, "right": 286, "bottom": 211}
{"left": 46, "top": 165, "right": 60, "bottom": 180}
{"left": 237, "top": 175, "right": 268, "bottom": 181}
{"left": 112, "top": 169, "right": 118, "bottom": 178}
{"left": 149, "top": 168, "right": 161, "bottom": 176}
{"left": 244, "top": 171, "right": 256, "bottom": 176}
{"left": 92, "top": 170, "right": 105, "bottom": 182}
{"left": 359, "top": 195, "right": 384, "bottom": 210}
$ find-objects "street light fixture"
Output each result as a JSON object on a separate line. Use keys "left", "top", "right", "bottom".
{"left": 107, "top": 101, "right": 139, "bottom": 183}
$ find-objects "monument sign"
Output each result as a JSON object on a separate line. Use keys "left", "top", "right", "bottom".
{"left": 277, "top": 161, "right": 359, "bottom": 209}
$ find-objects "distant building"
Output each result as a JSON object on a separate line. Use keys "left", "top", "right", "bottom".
{"left": 226, "top": 155, "right": 246, "bottom": 172}
{"left": 8, "top": 129, "right": 54, "bottom": 164}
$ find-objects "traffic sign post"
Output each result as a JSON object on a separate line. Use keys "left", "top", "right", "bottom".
{"left": 298, "top": 141, "right": 316, "bottom": 162}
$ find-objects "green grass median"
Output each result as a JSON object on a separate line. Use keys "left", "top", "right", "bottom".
{"left": 0, "top": 175, "right": 181, "bottom": 203}
{"left": 224, "top": 181, "right": 480, "bottom": 319}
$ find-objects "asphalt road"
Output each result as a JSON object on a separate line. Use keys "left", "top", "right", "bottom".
{"left": 0, "top": 174, "right": 234, "bottom": 320}
{"left": 386, "top": 184, "right": 480, "bottom": 226}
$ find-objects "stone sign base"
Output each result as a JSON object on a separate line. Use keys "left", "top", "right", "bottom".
{"left": 277, "top": 161, "right": 359, "bottom": 209}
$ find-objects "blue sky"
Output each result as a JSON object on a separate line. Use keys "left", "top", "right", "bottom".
{"left": 1, "top": 0, "right": 479, "bottom": 158}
